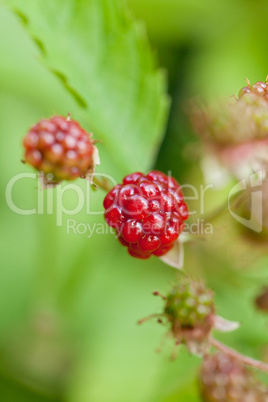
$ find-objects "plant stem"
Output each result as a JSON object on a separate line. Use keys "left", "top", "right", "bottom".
{"left": 92, "top": 176, "right": 112, "bottom": 192}
{"left": 210, "top": 338, "right": 268, "bottom": 373}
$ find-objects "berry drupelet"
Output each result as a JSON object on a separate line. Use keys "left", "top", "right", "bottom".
{"left": 103, "top": 171, "right": 189, "bottom": 259}
{"left": 238, "top": 78, "right": 268, "bottom": 100}
{"left": 23, "top": 115, "right": 98, "bottom": 185}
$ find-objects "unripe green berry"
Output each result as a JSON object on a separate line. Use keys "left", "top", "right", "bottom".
{"left": 165, "top": 278, "right": 214, "bottom": 328}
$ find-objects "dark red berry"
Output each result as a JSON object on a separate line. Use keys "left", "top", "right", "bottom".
{"left": 104, "top": 206, "right": 125, "bottom": 230}
{"left": 123, "top": 172, "right": 143, "bottom": 185}
{"left": 128, "top": 248, "right": 151, "bottom": 259}
{"left": 103, "top": 186, "right": 121, "bottom": 210}
{"left": 142, "top": 213, "right": 165, "bottom": 235}
{"left": 160, "top": 225, "right": 179, "bottom": 246}
{"left": 138, "top": 234, "right": 161, "bottom": 252}
{"left": 122, "top": 220, "right": 143, "bottom": 243}
{"left": 153, "top": 244, "right": 174, "bottom": 256}
{"left": 139, "top": 181, "right": 161, "bottom": 198}
{"left": 23, "top": 115, "right": 98, "bottom": 184}
{"left": 104, "top": 171, "right": 188, "bottom": 259}
{"left": 125, "top": 195, "right": 150, "bottom": 220}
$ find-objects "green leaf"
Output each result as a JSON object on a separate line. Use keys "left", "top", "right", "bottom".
{"left": 7, "top": 0, "right": 169, "bottom": 173}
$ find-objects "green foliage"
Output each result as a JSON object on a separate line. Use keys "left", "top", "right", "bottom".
{"left": 8, "top": 0, "right": 169, "bottom": 173}
{"left": 0, "top": 0, "right": 268, "bottom": 401}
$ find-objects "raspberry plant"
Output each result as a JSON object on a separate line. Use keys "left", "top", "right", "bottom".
{"left": 104, "top": 171, "right": 188, "bottom": 259}
{"left": 1, "top": 0, "right": 268, "bottom": 401}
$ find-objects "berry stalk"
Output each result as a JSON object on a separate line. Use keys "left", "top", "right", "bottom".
{"left": 210, "top": 337, "right": 268, "bottom": 373}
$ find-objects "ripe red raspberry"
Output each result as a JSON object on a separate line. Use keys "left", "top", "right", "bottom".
{"left": 103, "top": 171, "right": 188, "bottom": 259}
{"left": 23, "top": 115, "right": 98, "bottom": 185}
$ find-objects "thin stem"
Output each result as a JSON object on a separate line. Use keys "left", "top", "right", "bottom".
{"left": 92, "top": 176, "right": 112, "bottom": 192}
{"left": 210, "top": 338, "right": 268, "bottom": 373}
{"left": 137, "top": 313, "right": 164, "bottom": 325}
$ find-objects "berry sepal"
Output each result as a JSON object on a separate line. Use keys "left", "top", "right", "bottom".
{"left": 158, "top": 237, "right": 184, "bottom": 270}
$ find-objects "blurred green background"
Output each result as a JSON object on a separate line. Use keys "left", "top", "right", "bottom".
{"left": 0, "top": 0, "right": 268, "bottom": 401}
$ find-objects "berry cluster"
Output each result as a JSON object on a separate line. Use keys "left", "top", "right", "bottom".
{"left": 164, "top": 278, "right": 215, "bottom": 353}
{"left": 103, "top": 171, "right": 188, "bottom": 259}
{"left": 200, "top": 352, "right": 268, "bottom": 402}
{"left": 23, "top": 116, "right": 95, "bottom": 184}
{"left": 238, "top": 79, "right": 268, "bottom": 100}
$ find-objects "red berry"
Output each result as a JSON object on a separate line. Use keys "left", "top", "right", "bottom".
{"left": 123, "top": 172, "right": 143, "bottom": 185}
{"left": 138, "top": 235, "right": 161, "bottom": 252}
{"left": 128, "top": 248, "right": 151, "bottom": 259}
{"left": 147, "top": 170, "right": 168, "bottom": 184}
{"left": 104, "top": 206, "right": 125, "bottom": 230}
{"left": 122, "top": 220, "right": 143, "bottom": 243}
{"left": 153, "top": 244, "right": 174, "bottom": 256}
{"left": 125, "top": 195, "right": 150, "bottom": 220}
{"left": 160, "top": 225, "right": 179, "bottom": 246}
{"left": 23, "top": 115, "right": 97, "bottom": 184}
{"left": 118, "top": 236, "right": 129, "bottom": 247}
{"left": 139, "top": 181, "right": 160, "bottom": 198}
{"left": 103, "top": 186, "right": 121, "bottom": 210}
{"left": 142, "top": 213, "right": 165, "bottom": 235}
{"left": 160, "top": 191, "right": 176, "bottom": 212}
{"left": 104, "top": 171, "right": 188, "bottom": 259}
